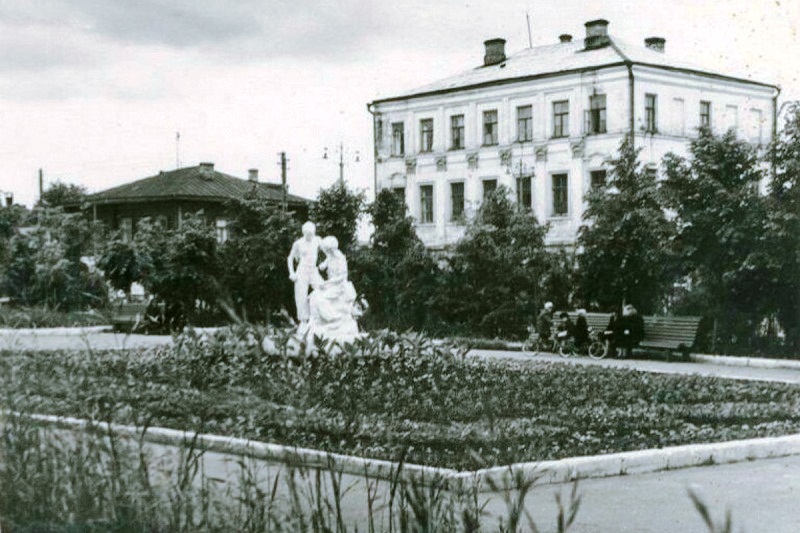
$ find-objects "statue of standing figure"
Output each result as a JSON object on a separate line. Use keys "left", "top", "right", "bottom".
{"left": 285, "top": 223, "right": 360, "bottom": 351}
{"left": 287, "top": 221, "right": 321, "bottom": 324}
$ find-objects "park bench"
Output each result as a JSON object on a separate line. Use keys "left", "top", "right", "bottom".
{"left": 639, "top": 315, "right": 702, "bottom": 360}
{"left": 561, "top": 312, "right": 613, "bottom": 333}
{"left": 558, "top": 311, "right": 701, "bottom": 360}
{"left": 111, "top": 302, "right": 150, "bottom": 332}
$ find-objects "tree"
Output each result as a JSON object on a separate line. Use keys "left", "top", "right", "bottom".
{"left": 2, "top": 211, "right": 106, "bottom": 309}
{"left": 145, "top": 214, "right": 222, "bottom": 326}
{"left": 577, "top": 135, "right": 676, "bottom": 314}
{"left": 763, "top": 103, "right": 800, "bottom": 349}
{"left": 40, "top": 180, "right": 88, "bottom": 208}
{"left": 310, "top": 181, "right": 366, "bottom": 252}
{"left": 219, "top": 193, "right": 300, "bottom": 322}
{"left": 349, "top": 189, "right": 440, "bottom": 330}
{"left": 437, "top": 186, "right": 556, "bottom": 338}
{"left": 662, "top": 127, "right": 768, "bottom": 349}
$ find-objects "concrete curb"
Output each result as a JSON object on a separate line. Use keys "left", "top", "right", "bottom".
{"left": 0, "top": 325, "right": 111, "bottom": 336}
{"left": 9, "top": 411, "right": 800, "bottom": 493}
{"left": 690, "top": 353, "right": 800, "bottom": 371}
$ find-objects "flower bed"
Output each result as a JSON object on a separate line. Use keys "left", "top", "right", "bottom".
{"left": 3, "top": 327, "right": 800, "bottom": 470}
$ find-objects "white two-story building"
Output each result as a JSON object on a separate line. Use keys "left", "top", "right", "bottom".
{"left": 367, "top": 19, "right": 779, "bottom": 248}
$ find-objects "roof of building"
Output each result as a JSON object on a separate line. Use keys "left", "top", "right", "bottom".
{"left": 371, "top": 35, "right": 778, "bottom": 104}
{"left": 87, "top": 164, "right": 311, "bottom": 206}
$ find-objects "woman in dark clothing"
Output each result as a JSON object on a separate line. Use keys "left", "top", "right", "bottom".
{"left": 614, "top": 305, "right": 644, "bottom": 358}
{"left": 573, "top": 309, "right": 590, "bottom": 350}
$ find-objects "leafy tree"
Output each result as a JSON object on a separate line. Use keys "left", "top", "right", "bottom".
{"left": 146, "top": 214, "right": 222, "bottom": 326}
{"left": 96, "top": 218, "right": 167, "bottom": 296}
{"left": 350, "top": 189, "right": 440, "bottom": 330}
{"left": 764, "top": 103, "right": 800, "bottom": 349}
{"left": 219, "top": 193, "right": 300, "bottom": 322}
{"left": 2, "top": 211, "right": 105, "bottom": 309}
{"left": 310, "top": 181, "right": 365, "bottom": 252}
{"left": 40, "top": 180, "right": 88, "bottom": 208}
{"left": 662, "top": 127, "right": 768, "bottom": 349}
{"left": 437, "top": 186, "right": 555, "bottom": 338}
{"left": 577, "top": 135, "right": 676, "bottom": 314}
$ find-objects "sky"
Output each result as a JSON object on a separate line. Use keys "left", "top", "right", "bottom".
{"left": 0, "top": 0, "right": 798, "bottom": 207}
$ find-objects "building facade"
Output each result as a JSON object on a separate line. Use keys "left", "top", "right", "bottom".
{"left": 84, "top": 163, "right": 311, "bottom": 242}
{"left": 368, "top": 19, "right": 779, "bottom": 248}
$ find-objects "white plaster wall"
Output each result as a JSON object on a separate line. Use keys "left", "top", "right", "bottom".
{"left": 372, "top": 64, "right": 775, "bottom": 248}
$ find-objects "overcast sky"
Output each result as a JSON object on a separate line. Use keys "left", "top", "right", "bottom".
{"left": 1, "top": 0, "right": 798, "bottom": 206}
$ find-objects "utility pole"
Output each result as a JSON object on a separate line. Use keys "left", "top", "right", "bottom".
{"left": 279, "top": 151, "right": 288, "bottom": 213}
{"left": 323, "top": 143, "right": 359, "bottom": 184}
{"left": 38, "top": 168, "right": 44, "bottom": 205}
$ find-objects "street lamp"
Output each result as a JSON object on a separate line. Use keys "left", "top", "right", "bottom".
{"left": 323, "top": 142, "right": 360, "bottom": 184}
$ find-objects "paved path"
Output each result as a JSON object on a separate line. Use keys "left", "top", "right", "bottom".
{"left": 145, "top": 440, "right": 800, "bottom": 532}
{"left": 471, "top": 349, "right": 800, "bottom": 384}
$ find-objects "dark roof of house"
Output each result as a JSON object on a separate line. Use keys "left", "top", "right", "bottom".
{"left": 370, "top": 35, "right": 778, "bottom": 105}
{"left": 87, "top": 164, "right": 311, "bottom": 206}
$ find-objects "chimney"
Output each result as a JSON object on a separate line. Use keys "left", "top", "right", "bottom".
{"left": 644, "top": 36, "right": 666, "bottom": 52}
{"left": 584, "top": 19, "right": 610, "bottom": 49}
{"left": 199, "top": 162, "right": 214, "bottom": 174}
{"left": 559, "top": 34, "right": 573, "bottom": 43}
{"left": 248, "top": 168, "right": 258, "bottom": 182}
{"left": 483, "top": 38, "right": 506, "bottom": 66}
{"left": 3, "top": 193, "right": 12, "bottom": 207}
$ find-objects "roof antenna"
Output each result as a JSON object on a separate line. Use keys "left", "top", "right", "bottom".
{"left": 175, "top": 131, "right": 181, "bottom": 169}
{"left": 526, "top": 11, "right": 533, "bottom": 48}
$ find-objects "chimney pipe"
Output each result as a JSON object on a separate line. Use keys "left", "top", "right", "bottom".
{"left": 483, "top": 38, "right": 506, "bottom": 66}
{"left": 584, "top": 19, "right": 610, "bottom": 49}
{"left": 559, "top": 34, "right": 573, "bottom": 43}
{"left": 199, "top": 162, "right": 214, "bottom": 173}
{"left": 644, "top": 36, "right": 666, "bottom": 52}
{"left": 248, "top": 168, "right": 258, "bottom": 182}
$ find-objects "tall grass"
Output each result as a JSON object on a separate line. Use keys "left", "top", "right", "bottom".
{"left": 0, "top": 411, "right": 587, "bottom": 532}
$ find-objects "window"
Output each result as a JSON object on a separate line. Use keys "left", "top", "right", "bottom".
{"left": 587, "top": 94, "right": 606, "bottom": 134}
{"left": 552, "top": 174, "right": 568, "bottom": 216}
{"left": 517, "top": 105, "right": 532, "bottom": 142}
{"left": 516, "top": 176, "right": 532, "bottom": 210}
{"left": 645, "top": 94, "right": 657, "bottom": 133}
{"left": 590, "top": 170, "right": 607, "bottom": 189}
{"left": 419, "top": 118, "right": 434, "bottom": 152}
{"left": 450, "top": 115, "right": 465, "bottom": 150}
{"left": 700, "top": 101, "right": 711, "bottom": 129}
{"left": 482, "top": 179, "right": 497, "bottom": 199}
{"left": 483, "top": 110, "right": 498, "bottom": 146}
{"left": 553, "top": 100, "right": 569, "bottom": 138}
{"left": 391, "top": 122, "right": 404, "bottom": 156}
{"left": 419, "top": 185, "right": 434, "bottom": 224}
{"left": 119, "top": 217, "right": 133, "bottom": 242}
{"left": 215, "top": 219, "right": 229, "bottom": 243}
{"left": 450, "top": 182, "right": 465, "bottom": 221}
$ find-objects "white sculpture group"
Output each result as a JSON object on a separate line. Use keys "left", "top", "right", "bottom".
{"left": 286, "top": 221, "right": 360, "bottom": 349}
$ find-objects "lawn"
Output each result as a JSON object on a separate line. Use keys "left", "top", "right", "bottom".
{"left": 2, "top": 327, "right": 800, "bottom": 470}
